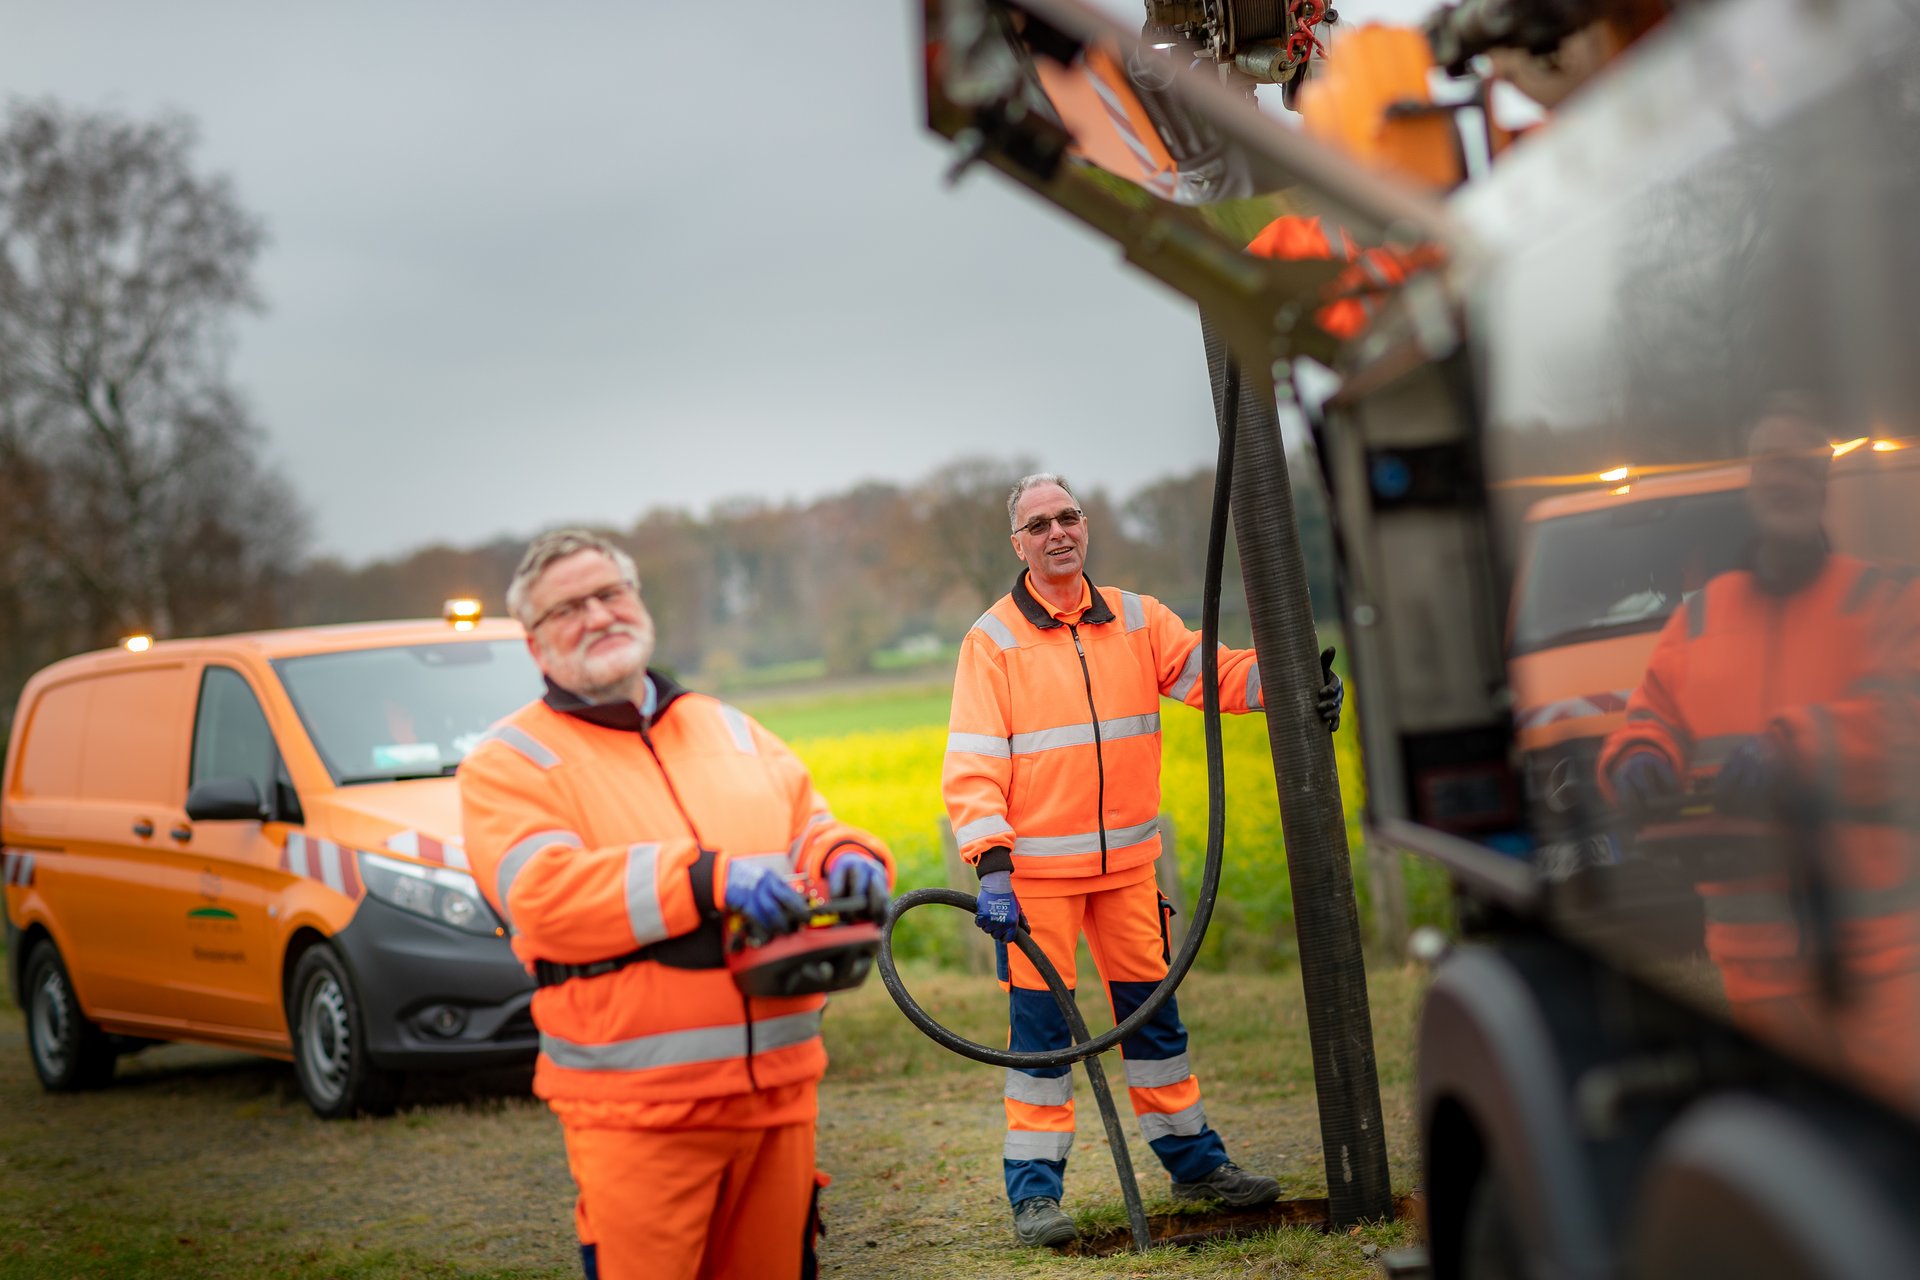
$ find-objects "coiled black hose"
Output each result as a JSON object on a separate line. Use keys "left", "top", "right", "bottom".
{"left": 875, "top": 356, "right": 1243, "bottom": 1253}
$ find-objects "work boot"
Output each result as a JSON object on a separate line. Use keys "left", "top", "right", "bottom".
{"left": 1171, "top": 1160, "right": 1281, "bottom": 1208}
{"left": 1012, "top": 1196, "right": 1079, "bottom": 1247}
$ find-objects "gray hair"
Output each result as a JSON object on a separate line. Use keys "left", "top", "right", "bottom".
{"left": 1007, "top": 472, "right": 1077, "bottom": 531}
{"left": 506, "top": 528, "right": 639, "bottom": 626}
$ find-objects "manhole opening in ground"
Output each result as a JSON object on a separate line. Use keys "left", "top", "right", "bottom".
{"left": 1064, "top": 1193, "right": 1425, "bottom": 1257}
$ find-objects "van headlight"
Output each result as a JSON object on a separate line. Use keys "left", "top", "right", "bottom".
{"left": 360, "top": 851, "right": 501, "bottom": 936}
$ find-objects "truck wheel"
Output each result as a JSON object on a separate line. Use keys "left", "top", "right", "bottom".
{"left": 1460, "top": 1162, "right": 1526, "bottom": 1280}
{"left": 289, "top": 945, "right": 398, "bottom": 1119}
{"left": 24, "top": 940, "right": 117, "bottom": 1091}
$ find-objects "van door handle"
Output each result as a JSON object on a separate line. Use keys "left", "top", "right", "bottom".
{"left": 169, "top": 825, "right": 192, "bottom": 843}
{"left": 132, "top": 820, "right": 154, "bottom": 838}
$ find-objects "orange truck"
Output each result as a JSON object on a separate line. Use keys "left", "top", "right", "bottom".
{"left": 1510, "top": 442, "right": 1920, "bottom": 861}
{"left": 2, "top": 610, "right": 540, "bottom": 1117}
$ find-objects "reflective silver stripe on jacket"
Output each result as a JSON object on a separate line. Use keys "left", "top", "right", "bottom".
{"left": 1120, "top": 590, "right": 1146, "bottom": 633}
{"left": 1009, "top": 713, "right": 1160, "bottom": 755}
{"left": 625, "top": 843, "right": 666, "bottom": 946}
{"left": 788, "top": 810, "right": 833, "bottom": 861}
{"left": 972, "top": 612, "right": 1019, "bottom": 651}
{"left": 1123, "top": 1052, "right": 1192, "bottom": 1090}
{"left": 719, "top": 704, "right": 757, "bottom": 755}
{"left": 1014, "top": 817, "right": 1159, "bottom": 859}
{"left": 1247, "top": 663, "right": 1263, "bottom": 710}
{"left": 1004, "top": 1129, "right": 1075, "bottom": 1161}
{"left": 540, "top": 1009, "right": 823, "bottom": 1072}
{"left": 1005, "top": 1069, "right": 1075, "bottom": 1107}
{"left": 477, "top": 723, "right": 561, "bottom": 769}
{"left": 1168, "top": 644, "right": 1226, "bottom": 702}
{"left": 947, "top": 732, "right": 1012, "bottom": 759}
{"left": 496, "top": 830, "right": 586, "bottom": 927}
{"left": 1138, "top": 1099, "right": 1209, "bottom": 1142}
{"left": 956, "top": 815, "right": 1015, "bottom": 846}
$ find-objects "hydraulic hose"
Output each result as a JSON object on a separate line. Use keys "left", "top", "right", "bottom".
{"left": 875, "top": 358, "right": 1243, "bottom": 1254}
{"left": 1200, "top": 316, "right": 1391, "bottom": 1225}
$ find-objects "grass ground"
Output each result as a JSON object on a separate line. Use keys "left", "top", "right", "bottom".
{"left": 0, "top": 954, "right": 1425, "bottom": 1279}
{"left": 0, "top": 671, "right": 1434, "bottom": 1276}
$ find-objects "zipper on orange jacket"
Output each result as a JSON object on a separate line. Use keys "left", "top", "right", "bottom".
{"left": 1068, "top": 621, "right": 1110, "bottom": 875}
{"left": 638, "top": 720, "right": 761, "bottom": 1090}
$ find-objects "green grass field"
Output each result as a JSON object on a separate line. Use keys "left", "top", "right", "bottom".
{"left": 736, "top": 673, "right": 1451, "bottom": 969}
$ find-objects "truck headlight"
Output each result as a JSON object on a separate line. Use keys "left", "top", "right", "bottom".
{"left": 360, "top": 851, "right": 501, "bottom": 936}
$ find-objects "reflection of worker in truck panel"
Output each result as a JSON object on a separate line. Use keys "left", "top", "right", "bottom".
{"left": 460, "top": 529, "right": 895, "bottom": 1280}
{"left": 1597, "top": 404, "right": 1920, "bottom": 1104}
{"left": 1511, "top": 441, "right": 1920, "bottom": 775}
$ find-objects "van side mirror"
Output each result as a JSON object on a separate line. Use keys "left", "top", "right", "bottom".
{"left": 186, "top": 776, "right": 267, "bottom": 822}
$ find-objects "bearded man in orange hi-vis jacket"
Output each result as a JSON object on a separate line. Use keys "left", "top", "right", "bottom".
{"left": 462, "top": 528, "right": 895, "bottom": 1280}
{"left": 943, "top": 473, "right": 1344, "bottom": 1248}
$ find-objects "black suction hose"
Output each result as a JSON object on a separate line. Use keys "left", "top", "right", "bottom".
{"left": 875, "top": 360, "right": 1243, "bottom": 1253}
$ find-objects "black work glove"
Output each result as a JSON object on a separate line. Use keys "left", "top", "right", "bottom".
{"left": 1317, "top": 647, "right": 1344, "bottom": 732}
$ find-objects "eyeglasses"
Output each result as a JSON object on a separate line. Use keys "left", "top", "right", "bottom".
{"left": 528, "top": 581, "right": 639, "bottom": 633}
{"left": 1017, "top": 508, "right": 1084, "bottom": 538}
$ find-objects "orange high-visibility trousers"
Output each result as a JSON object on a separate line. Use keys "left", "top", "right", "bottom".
{"left": 563, "top": 1119, "right": 822, "bottom": 1280}
{"left": 1000, "top": 871, "right": 1227, "bottom": 1204}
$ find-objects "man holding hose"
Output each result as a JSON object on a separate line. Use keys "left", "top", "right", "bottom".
{"left": 942, "top": 473, "right": 1343, "bottom": 1247}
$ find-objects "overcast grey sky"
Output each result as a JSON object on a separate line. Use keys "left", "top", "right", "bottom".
{"left": 0, "top": 0, "right": 1430, "bottom": 563}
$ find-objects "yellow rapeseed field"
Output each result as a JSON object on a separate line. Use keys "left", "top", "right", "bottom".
{"left": 774, "top": 685, "right": 1442, "bottom": 968}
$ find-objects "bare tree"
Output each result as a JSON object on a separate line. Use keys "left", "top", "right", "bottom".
{"left": 913, "top": 454, "right": 1040, "bottom": 609}
{"left": 0, "top": 99, "right": 305, "bottom": 708}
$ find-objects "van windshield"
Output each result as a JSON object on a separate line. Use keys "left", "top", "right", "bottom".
{"left": 1511, "top": 490, "right": 1752, "bottom": 655}
{"left": 274, "top": 640, "right": 543, "bottom": 785}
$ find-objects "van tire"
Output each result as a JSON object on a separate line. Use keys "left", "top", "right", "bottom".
{"left": 289, "top": 945, "right": 399, "bottom": 1119}
{"left": 24, "top": 940, "right": 117, "bottom": 1091}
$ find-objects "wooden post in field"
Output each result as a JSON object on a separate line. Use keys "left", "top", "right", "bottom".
{"left": 940, "top": 817, "right": 994, "bottom": 974}
{"left": 1155, "top": 812, "right": 1189, "bottom": 957}
{"left": 1365, "top": 840, "right": 1410, "bottom": 960}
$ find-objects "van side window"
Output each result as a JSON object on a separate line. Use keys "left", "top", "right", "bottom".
{"left": 192, "top": 668, "right": 279, "bottom": 811}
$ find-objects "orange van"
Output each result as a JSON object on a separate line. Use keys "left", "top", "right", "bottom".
{"left": 2, "top": 614, "right": 541, "bottom": 1117}
{"left": 1509, "top": 442, "right": 1920, "bottom": 847}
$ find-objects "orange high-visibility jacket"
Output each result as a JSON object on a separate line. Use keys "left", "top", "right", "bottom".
{"left": 461, "top": 673, "right": 893, "bottom": 1119}
{"left": 944, "top": 573, "right": 1264, "bottom": 884}
{"left": 1598, "top": 556, "right": 1920, "bottom": 993}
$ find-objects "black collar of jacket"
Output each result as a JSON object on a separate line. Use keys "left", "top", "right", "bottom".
{"left": 542, "top": 671, "right": 690, "bottom": 730}
{"left": 1012, "top": 570, "right": 1115, "bottom": 630}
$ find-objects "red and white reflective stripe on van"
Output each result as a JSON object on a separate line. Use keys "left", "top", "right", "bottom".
{"left": 385, "top": 829, "right": 470, "bottom": 871}
{"left": 2, "top": 848, "right": 36, "bottom": 887}
{"left": 282, "top": 831, "right": 364, "bottom": 900}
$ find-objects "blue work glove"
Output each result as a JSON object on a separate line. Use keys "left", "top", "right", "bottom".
{"left": 1714, "top": 735, "right": 1785, "bottom": 820}
{"left": 1611, "top": 750, "right": 1682, "bottom": 823}
{"left": 826, "top": 848, "right": 891, "bottom": 920}
{"left": 974, "top": 869, "right": 1022, "bottom": 943}
{"left": 724, "top": 862, "right": 812, "bottom": 939}
{"left": 1318, "top": 647, "right": 1344, "bottom": 732}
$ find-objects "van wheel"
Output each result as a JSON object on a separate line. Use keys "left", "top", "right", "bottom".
{"left": 24, "top": 940, "right": 117, "bottom": 1091}
{"left": 289, "top": 945, "right": 398, "bottom": 1119}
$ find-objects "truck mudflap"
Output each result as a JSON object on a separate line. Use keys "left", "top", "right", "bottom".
{"left": 329, "top": 895, "right": 537, "bottom": 1072}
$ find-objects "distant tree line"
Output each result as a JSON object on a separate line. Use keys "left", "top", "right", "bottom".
{"left": 284, "top": 455, "right": 1342, "bottom": 687}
